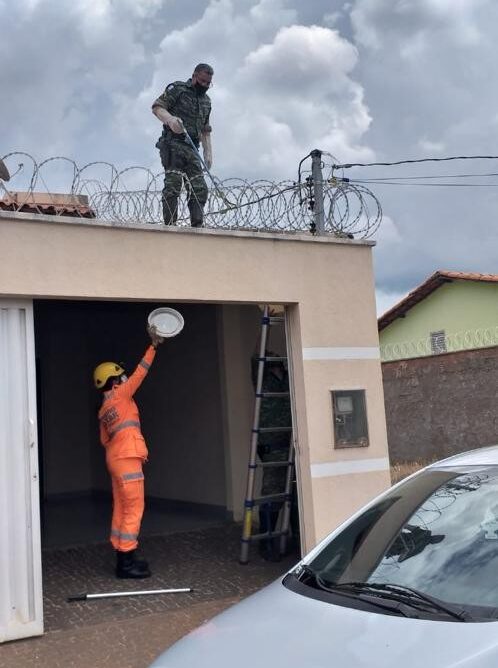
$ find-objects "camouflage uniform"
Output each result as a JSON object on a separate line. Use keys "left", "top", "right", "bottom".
{"left": 153, "top": 79, "right": 212, "bottom": 227}
{"left": 252, "top": 354, "right": 293, "bottom": 559}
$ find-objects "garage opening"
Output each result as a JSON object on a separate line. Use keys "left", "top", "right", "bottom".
{"left": 34, "top": 299, "right": 301, "bottom": 563}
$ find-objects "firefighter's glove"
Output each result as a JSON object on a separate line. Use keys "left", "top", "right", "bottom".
{"left": 148, "top": 324, "right": 164, "bottom": 347}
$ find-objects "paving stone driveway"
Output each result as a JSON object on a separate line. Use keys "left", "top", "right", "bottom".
{"left": 1, "top": 524, "right": 298, "bottom": 667}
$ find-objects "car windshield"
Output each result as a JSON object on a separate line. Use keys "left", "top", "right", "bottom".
{"left": 306, "top": 465, "right": 498, "bottom": 619}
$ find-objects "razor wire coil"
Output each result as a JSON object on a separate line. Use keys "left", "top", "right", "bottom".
{"left": 0, "top": 152, "right": 382, "bottom": 239}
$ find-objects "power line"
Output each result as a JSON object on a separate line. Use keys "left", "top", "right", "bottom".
{"left": 354, "top": 171, "right": 498, "bottom": 182}
{"left": 333, "top": 155, "right": 498, "bottom": 170}
{"left": 350, "top": 179, "right": 498, "bottom": 188}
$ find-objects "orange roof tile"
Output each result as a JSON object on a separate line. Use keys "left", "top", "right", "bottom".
{"left": 0, "top": 191, "right": 95, "bottom": 218}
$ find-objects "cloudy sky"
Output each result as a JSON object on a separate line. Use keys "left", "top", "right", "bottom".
{"left": 2, "top": 0, "right": 498, "bottom": 314}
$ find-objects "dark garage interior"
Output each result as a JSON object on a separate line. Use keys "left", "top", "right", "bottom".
{"left": 34, "top": 299, "right": 231, "bottom": 548}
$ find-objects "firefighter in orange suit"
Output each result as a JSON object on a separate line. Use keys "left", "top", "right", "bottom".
{"left": 93, "top": 325, "right": 163, "bottom": 579}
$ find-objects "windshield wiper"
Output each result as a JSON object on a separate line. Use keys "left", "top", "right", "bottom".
{"left": 329, "top": 581, "right": 472, "bottom": 622}
{"left": 294, "top": 566, "right": 414, "bottom": 617}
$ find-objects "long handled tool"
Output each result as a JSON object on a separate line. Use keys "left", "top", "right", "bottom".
{"left": 68, "top": 586, "right": 193, "bottom": 602}
{"left": 178, "top": 120, "right": 236, "bottom": 210}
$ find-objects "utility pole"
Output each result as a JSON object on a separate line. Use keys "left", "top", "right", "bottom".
{"left": 310, "top": 149, "right": 325, "bottom": 235}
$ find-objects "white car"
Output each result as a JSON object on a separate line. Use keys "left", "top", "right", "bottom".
{"left": 150, "top": 446, "right": 498, "bottom": 667}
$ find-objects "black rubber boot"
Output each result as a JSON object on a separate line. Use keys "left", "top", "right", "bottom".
{"left": 127, "top": 549, "right": 149, "bottom": 572}
{"left": 162, "top": 196, "right": 178, "bottom": 225}
{"left": 188, "top": 199, "right": 204, "bottom": 228}
{"left": 115, "top": 550, "right": 151, "bottom": 579}
{"left": 258, "top": 506, "right": 282, "bottom": 562}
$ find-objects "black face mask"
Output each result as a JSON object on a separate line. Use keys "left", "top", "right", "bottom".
{"left": 194, "top": 82, "right": 209, "bottom": 95}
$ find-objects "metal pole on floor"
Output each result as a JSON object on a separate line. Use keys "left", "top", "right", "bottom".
{"left": 68, "top": 587, "right": 193, "bottom": 602}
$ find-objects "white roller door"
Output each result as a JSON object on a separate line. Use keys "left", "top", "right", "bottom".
{"left": 0, "top": 300, "right": 43, "bottom": 642}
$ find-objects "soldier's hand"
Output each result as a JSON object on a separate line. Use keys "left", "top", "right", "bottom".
{"left": 168, "top": 116, "right": 184, "bottom": 134}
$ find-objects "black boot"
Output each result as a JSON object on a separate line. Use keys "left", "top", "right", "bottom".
{"left": 127, "top": 549, "right": 149, "bottom": 572}
{"left": 188, "top": 199, "right": 204, "bottom": 228}
{"left": 162, "top": 196, "right": 178, "bottom": 226}
{"left": 258, "top": 505, "right": 282, "bottom": 562}
{"left": 115, "top": 550, "right": 151, "bottom": 579}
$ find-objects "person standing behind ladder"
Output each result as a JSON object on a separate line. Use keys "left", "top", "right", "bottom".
{"left": 93, "top": 325, "right": 164, "bottom": 579}
{"left": 252, "top": 351, "right": 294, "bottom": 562}
{"left": 152, "top": 63, "right": 213, "bottom": 227}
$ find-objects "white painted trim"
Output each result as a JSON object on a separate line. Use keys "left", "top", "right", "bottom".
{"left": 302, "top": 347, "right": 380, "bottom": 360}
{"left": 310, "top": 457, "right": 390, "bottom": 478}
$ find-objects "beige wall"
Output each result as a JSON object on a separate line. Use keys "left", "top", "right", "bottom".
{"left": 217, "top": 305, "right": 260, "bottom": 520}
{"left": 1, "top": 212, "right": 391, "bottom": 551}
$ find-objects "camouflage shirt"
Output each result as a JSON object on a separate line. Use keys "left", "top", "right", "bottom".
{"left": 251, "top": 355, "right": 292, "bottom": 449}
{"left": 251, "top": 356, "right": 292, "bottom": 496}
{"left": 153, "top": 79, "right": 212, "bottom": 146}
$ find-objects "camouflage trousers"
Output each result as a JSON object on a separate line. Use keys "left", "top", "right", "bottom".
{"left": 258, "top": 442, "right": 290, "bottom": 497}
{"left": 258, "top": 441, "right": 294, "bottom": 560}
{"left": 158, "top": 139, "right": 208, "bottom": 227}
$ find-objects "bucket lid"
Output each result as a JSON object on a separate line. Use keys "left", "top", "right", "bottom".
{"left": 148, "top": 307, "right": 184, "bottom": 338}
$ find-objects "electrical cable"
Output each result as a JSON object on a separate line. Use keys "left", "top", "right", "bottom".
{"left": 352, "top": 171, "right": 498, "bottom": 182}
{"left": 350, "top": 180, "right": 498, "bottom": 187}
{"left": 333, "top": 155, "right": 498, "bottom": 170}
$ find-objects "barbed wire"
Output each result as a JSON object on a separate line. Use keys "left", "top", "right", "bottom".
{"left": 0, "top": 152, "right": 382, "bottom": 238}
{"left": 380, "top": 325, "right": 498, "bottom": 362}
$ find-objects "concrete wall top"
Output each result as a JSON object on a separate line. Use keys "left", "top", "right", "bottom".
{"left": 0, "top": 211, "right": 378, "bottom": 348}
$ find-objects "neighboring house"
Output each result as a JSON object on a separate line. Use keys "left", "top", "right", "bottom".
{"left": 379, "top": 270, "right": 498, "bottom": 466}
{"left": 0, "top": 200, "right": 389, "bottom": 642}
{"left": 379, "top": 270, "right": 498, "bottom": 361}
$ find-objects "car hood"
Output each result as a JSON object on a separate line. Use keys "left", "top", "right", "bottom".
{"left": 150, "top": 578, "right": 498, "bottom": 668}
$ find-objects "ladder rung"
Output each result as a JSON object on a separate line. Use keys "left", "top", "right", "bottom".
{"left": 257, "top": 426, "right": 292, "bottom": 433}
{"left": 262, "top": 315, "right": 285, "bottom": 325}
{"left": 256, "top": 392, "right": 290, "bottom": 398}
{"left": 247, "top": 530, "right": 288, "bottom": 542}
{"left": 256, "top": 356, "right": 287, "bottom": 362}
{"left": 253, "top": 493, "right": 288, "bottom": 505}
{"left": 259, "top": 461, "right": 293, "bottom": 468}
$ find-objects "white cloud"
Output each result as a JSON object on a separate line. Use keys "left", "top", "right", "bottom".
{"left": 347, "top": 0, "right": 498, "bottom": 294}
{"left": 418, "top": 139, "right": 445, "bottom": 154}
{"left": 0, "top": 0, "right": 163, "bottom": 160}
{"left": 4, "top": 0, "right": 498, "bottom": 299}
{"left": 376, "top": 288, "right": 407, "bottom": 317}
{"left": 122, "top": 4, "right": 374, "bottom": 180}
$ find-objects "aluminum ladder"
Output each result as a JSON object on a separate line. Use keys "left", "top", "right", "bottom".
{"left": 239, "top": 305, "right": 295, "bottom": 564}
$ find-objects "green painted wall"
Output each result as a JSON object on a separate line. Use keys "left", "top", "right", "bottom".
{"left": 379, "top": 281, "right": 498, "bottom": 356}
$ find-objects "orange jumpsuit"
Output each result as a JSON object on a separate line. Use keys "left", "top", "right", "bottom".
{"left": 98, "top": 345, "right": 156, "bottom": 552}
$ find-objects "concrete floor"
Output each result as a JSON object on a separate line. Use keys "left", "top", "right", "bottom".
{"left": 1, "top": 522, "right": 299, "bottom": 668}
{"left": 41, "top": 495, "right": 225, "bottom": 548}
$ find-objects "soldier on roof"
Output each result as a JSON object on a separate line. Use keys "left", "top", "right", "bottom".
{"left": 152, "top": 63, "right": 214, "bottom": 228}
